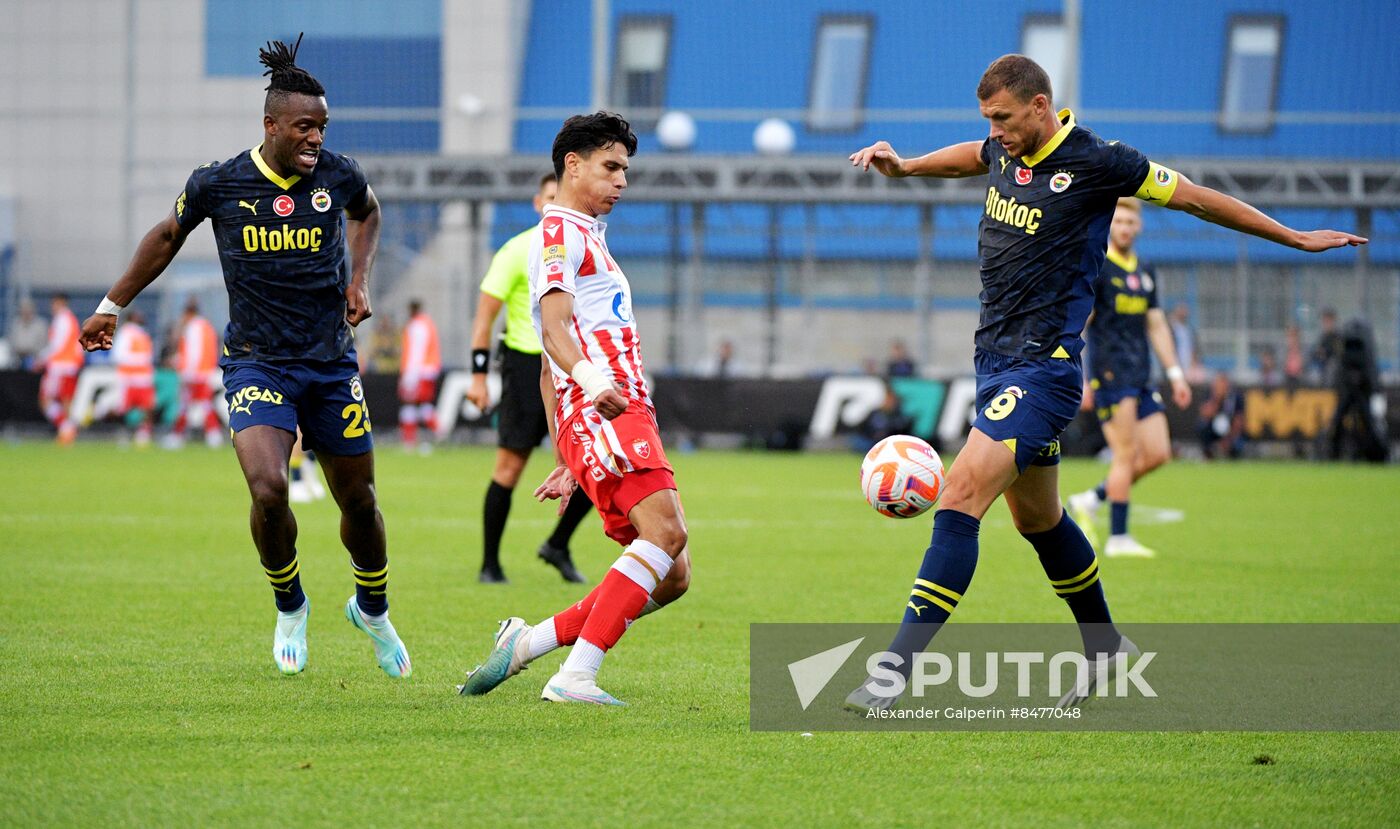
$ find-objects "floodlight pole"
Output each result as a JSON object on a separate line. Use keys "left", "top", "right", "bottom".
{"left": 1062, "top": 0, "right": 1081, "bottom": 112}
{"left": 591, "top": 0, "right": 610, "bottom": 112}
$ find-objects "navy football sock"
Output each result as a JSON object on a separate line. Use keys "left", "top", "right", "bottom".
{"left": 265, "top": 556, "right": 306, "bottom": 613}
{"left": 352, "top": 559, "right": 388, "bottom": 617}
{"left": 1093, "top": 482, "right": 1107, "bottom": 502}
{"left": 1109, "top": 501, "right": 1129, "bottom": 536}
{"left": 1024, "top": 511, "right": 1119, "bottom": 656}
{"left": 885, "top": 509, "right": 980, "bottom": 679}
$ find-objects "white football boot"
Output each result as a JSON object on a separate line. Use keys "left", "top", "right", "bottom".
{"left": 1105, "top": 535, "right": 1157, "bottom": 558}
{"left": 273, "top": 599, "right": 309, "bottom": 675}
{"left": 1055, "top": 635, "right": 1142, "bottom": 709}
{"left": 541, "top": 670, "right": 626, "bottom": 706}
{"left": 459, "top": 617, "right": 534, "bottom": 696}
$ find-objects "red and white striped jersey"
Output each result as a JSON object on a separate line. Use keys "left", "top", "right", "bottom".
{"left": 527, "top": 204, "right": 651, "bottom": 425}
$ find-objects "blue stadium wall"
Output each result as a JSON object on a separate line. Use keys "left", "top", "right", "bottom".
{"left": 510, "top": 0, "right": 1399, "bottom": 266}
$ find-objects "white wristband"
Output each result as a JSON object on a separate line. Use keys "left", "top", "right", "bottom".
{"left": 1166, "top": 365, "right": 1185, "bottom": 382}
{"left": 95, "top": 296, "right": 124, "bottom": 317}
{"left": 570, "top": 359, "right": 614, "bottom": 401}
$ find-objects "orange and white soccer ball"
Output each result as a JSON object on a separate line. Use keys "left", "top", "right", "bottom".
{"left": 860, "top": 435, "right": 945, "bottom": 518}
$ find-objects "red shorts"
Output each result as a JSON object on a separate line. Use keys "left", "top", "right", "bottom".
{"left": 559, "top": 405, "right": 677, "bottom": 546}
{"left": 181, "top": 379, "right": 214, "bottom": 403}
{"left": 399, "top": 377, "right": 438, "bottom": 405}
{"left": 41, "top": 367, "right": 79, "bottom": 404}
{"left": 121, "top": 383, "right": 156, "bottom": 413}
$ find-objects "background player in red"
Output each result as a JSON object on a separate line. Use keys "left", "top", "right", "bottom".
{"left": 166, "top": 299, "right": 223, "bottom": 449}
{"left": 459, "top": 113, "right": 690, "bottom": 705}
{"left": 35, "top": 293, "right": 84, "bottom": 445}
{"left": 112, "top": 308, "right": 157, "bottom": 447}
{"left": 398, "top": 299, "right": 441, "bottom": 453}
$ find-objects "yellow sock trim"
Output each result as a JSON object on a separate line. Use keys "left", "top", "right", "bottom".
{"left": 266, "top": 561, "right": 300, "bottom": 584}
{"left": 914, "top": 578, "right": 963, "bottom": 602}
{"left": 265, "top": 559, "right": 298, "bottom": 577}
{"left": 910, "top": 588, "right": 956, "bottom": 615}
{"left": 1049, "top": 558, "right": 1099, "bottom": 587}
{"left": 1055, "top": 572, "right": 1101, "bottom": 595}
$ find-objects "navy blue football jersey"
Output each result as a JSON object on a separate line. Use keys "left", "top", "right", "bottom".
{"left": 975, "top": 110, "right": 1177, "bottom": 360}
{"left": 174, "top": 146, "right": 369, "bottom": 362}
{"left": 1087, "top": 248, "right": 1160, "bottom": 388}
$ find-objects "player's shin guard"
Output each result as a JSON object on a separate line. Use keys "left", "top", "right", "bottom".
{"left": 561, "top": 540, "right": 672, "bottom": 675}
{"left": 1024, "top": 511, "right": 1120, "bottom": 656}
{"left": 352, "top": 560, "right": 388, "bottom": 617}
{"left": 886, "top": 509, "right": 980, "bottom": 678}
{"left": 265, "top": 557, "right": 306, "bottom": 613}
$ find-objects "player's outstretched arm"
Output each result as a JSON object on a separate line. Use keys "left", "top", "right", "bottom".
{"left": 1147, "top": 308, "right": 1191, "bottom": 408}
{"left": 345, "top": 185, "right": 381, "bottom": 327}
{"left": 79, "top": 212, "right": 194, "bottom": 352}
{"left": 849, "top": 140, "right": 987, "bottom": 179}
{"left": 1165, "top": 176, "right": 1367, "bottom": 252}
{"left": 538, "top": 289, "right": 628, "bottom": 420}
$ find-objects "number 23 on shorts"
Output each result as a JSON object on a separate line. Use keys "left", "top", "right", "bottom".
{"left": 342, "top": 402, "right": 372, "bottom": 438}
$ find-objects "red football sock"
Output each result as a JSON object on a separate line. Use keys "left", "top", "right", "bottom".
{"left": 552, "top": 584, "right": 604, "bottom": 647}
{"left": 575, "top": 569, "right": 651, "bottom": 652}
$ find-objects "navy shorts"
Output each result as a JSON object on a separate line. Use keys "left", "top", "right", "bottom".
{"left": 1092, "top": 383, "right": 1164, "bottom": 424}
{"left": 222, "top": 351, "right": 374, "bottom": 456}
{"left": 972, "top": 348, "right": 1082, "bottom": 473}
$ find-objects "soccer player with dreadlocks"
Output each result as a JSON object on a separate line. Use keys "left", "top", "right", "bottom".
{"left": 79, "top": 35, "right": 411, "bottom": 679}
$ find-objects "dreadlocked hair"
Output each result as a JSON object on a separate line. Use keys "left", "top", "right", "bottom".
{"left": 259, "top": 33, "right": 324, "bottom": 109}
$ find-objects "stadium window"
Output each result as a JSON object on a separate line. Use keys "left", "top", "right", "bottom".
{"left": 612, "top": 16, "right": 672, "bottom": 127}
{"left": 1220, "top": 16, "right": 1285, "bottom": 133}
{"left": 1020, "top": 15, "right": 1066, "bottom": 103}
{"left": 808, "top": 15, "right": 873, "bottom": 132}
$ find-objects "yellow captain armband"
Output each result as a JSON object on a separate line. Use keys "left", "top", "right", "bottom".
{"left": 1134, "top": 162, "right": 1180, "bottom": 206}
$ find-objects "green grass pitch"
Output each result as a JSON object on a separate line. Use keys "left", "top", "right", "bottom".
{"left": 1, "top": 443, "right": 1397, "bottom": 827}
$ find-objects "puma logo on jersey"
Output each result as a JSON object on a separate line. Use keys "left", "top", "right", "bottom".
{"left": 999, "top": 157, "right": 1010, "bottom": 174}
{"left": 239, "top": 199, "right": 259, "bottom": 215}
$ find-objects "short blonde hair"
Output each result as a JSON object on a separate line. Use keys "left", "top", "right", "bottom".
{"left": 1115, "top": 197, "right": 1141, "bottom": 214}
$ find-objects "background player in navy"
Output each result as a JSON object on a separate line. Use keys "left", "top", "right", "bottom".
{"left": 78, "top": 36, "right": 411, "bottom": 679}
{"left": 845, "top": 54, "right": 1365, "bottom": 711}
{"left": 1069, "top": 198, "right": 1192, "bottom": 558}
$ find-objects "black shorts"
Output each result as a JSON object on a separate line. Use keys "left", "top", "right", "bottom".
{"left": 496, "top": 344, "right": 550, "bottom": 451}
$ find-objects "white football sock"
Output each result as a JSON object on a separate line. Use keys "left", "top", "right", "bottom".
{"left": 529, "top": 617, "right": 559, "bottom": 659}
{"left": 561, "top": 639, "right": 606, "bottom": 677}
